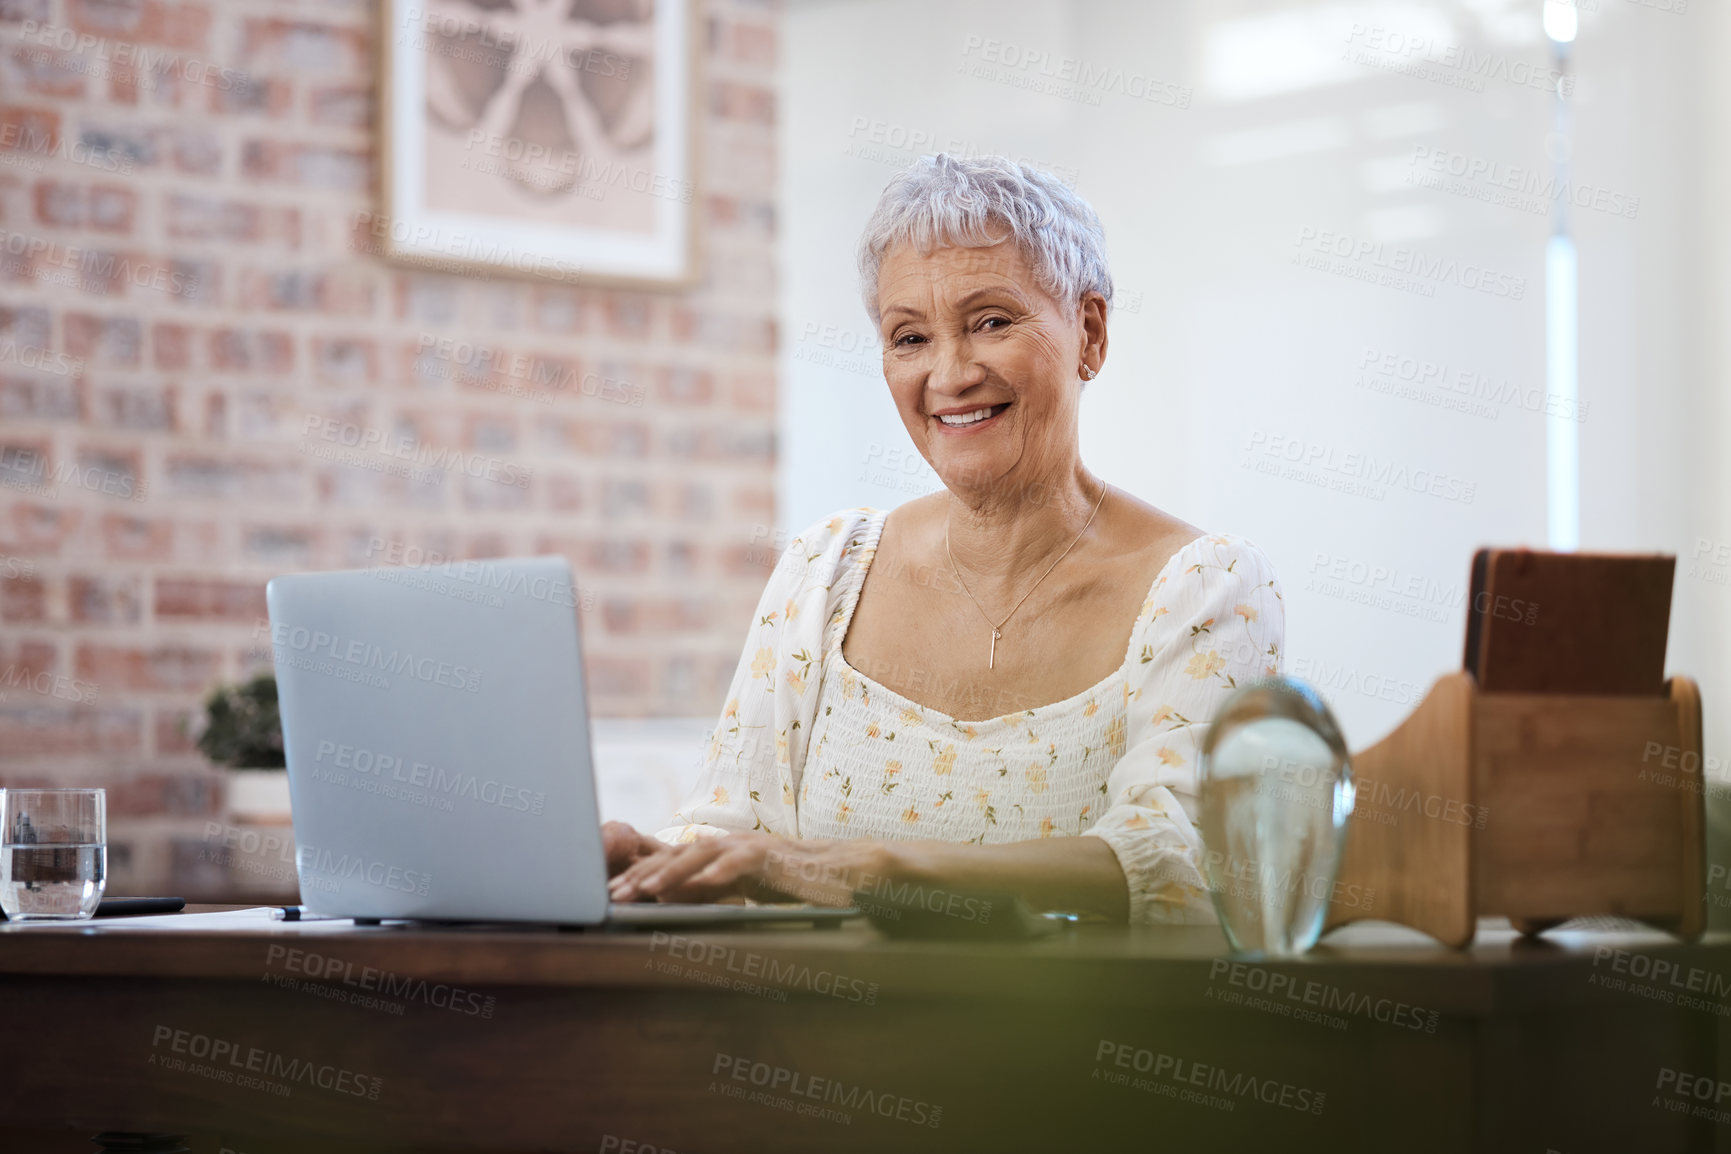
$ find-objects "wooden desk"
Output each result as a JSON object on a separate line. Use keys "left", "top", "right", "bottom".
{"left": 0, "top": 908, "right": 1727, "bottom": 1153}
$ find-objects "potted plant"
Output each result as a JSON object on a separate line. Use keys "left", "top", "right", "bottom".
{"left": 193, "top": 673, "right": 291, "bottom": 821}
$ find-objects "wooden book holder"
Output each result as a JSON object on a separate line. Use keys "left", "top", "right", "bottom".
{"left": 1320, "top": 672, "right": 1705, "bottom": 946}
{"left": 1320, "top": 550, "right": 1702, "bottom": 947}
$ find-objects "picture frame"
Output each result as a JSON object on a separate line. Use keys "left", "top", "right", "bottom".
{"left": 376, "top": 0, "right": 699, "bottom": 289}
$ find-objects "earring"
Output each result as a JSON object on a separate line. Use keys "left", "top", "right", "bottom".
{"left": 1079, "top": 365, "right": 1096, "bottom": 381}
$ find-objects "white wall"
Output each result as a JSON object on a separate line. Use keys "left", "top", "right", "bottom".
{"left": 1684, "top": 0, "right": 1731, "bottom": 902}
{"left": 779, "top": 0, "right": 1727, "bottom": 768}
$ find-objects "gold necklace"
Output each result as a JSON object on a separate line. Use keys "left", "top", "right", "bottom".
{"left": 944, "top": 481, "right": 1110, "bottom": 670}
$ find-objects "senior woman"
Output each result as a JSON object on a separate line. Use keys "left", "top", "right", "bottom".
{"left": 606, "top": 154, "right": 1284, "bottom": 923}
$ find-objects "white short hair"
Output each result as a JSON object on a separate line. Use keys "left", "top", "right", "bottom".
{"left": 856, "top": 153, "right": 1113, "bottom": 325}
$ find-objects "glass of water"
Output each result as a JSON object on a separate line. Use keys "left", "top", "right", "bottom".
{"left": 1198, "top": 679, "right": 1353, "bottom": 957}
{"left": 1, "top": 788, "right": 107, "bottom": 921}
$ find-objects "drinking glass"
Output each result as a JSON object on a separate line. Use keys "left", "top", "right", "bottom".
{"left": 1198, "top": 679, "right": 1353, "bottom": 956}
{"left": 0, "top": 788, "right": 107, "bottom": 921}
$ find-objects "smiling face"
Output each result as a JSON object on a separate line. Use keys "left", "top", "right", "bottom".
{"left": 875, "top": 239, "right": 1104, "bottom": 503}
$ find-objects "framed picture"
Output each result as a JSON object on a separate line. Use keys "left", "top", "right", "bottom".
{"left": 378, "top": 0, "right": 698, "bottom": 288}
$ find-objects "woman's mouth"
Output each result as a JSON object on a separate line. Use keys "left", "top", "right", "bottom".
{"left": 933, "top": 403, "right": 1010, "bottom": 430}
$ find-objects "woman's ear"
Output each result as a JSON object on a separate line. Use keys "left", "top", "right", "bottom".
{"left": 1079, "top": 291, "right": 1109, "bottom": 380}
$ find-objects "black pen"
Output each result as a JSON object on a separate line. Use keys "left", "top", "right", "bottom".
{"left": 271, "top": 905, "right": 346, "bottom": 922}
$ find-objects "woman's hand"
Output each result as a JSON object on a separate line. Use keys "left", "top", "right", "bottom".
{"left": 607, "top": 833, "right": 895, "bottom": 906}
{"left": 601, "top": 821, "right": 667, "bottom": 877}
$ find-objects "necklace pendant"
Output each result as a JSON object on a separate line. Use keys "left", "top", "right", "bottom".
{"left": 990, "top": 628, "right": 1002, "bottom": 670}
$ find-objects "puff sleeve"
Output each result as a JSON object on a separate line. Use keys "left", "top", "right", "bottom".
{"left": 655, "top": 510, "right": 880, "bottom": 844}
{"left": 1079, "top": 535, "right": 1285, "bottom": 923}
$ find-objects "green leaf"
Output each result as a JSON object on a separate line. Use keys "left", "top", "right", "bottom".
{"left": 196, "top": 673, "right": 285, "bottom": 768}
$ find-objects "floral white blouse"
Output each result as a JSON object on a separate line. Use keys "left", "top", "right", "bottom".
{"left": 657, "top": 508, "right": 1285, "bottom": 924}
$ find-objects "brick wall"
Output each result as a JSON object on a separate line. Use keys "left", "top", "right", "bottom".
{"left": 0, "top": 0, "right": 780, "bottom": 893}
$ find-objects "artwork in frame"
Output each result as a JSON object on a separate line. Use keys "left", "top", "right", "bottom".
{"left": 379, "top": 0, "right": 698, "bottom": 288}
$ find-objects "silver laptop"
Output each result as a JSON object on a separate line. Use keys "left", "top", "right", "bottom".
{"left": 266, "top": 556, "right": 853, "bottom": 928}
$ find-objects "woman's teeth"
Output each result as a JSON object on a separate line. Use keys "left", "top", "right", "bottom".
{"left": 937, "top": 406, "right": 1001, "bottom": 427}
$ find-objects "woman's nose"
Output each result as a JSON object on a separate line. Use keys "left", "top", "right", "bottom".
{"left": 927, "top": 338, "right": 985, "bottom": 395}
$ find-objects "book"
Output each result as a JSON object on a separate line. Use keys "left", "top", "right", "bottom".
{"left": 1463, "top": 548, "right": 1674, "bottom": 695}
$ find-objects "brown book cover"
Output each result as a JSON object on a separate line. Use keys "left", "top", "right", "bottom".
{"left": 1462, "top": 549, "right": 1674, "bottom": 695}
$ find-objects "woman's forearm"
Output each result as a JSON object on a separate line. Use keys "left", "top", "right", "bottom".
{"left": 611, "top": 825, "right": 1133, "bottom": 917}
{"left": 883, "top": 836, "right": 1130, "bottom": 921}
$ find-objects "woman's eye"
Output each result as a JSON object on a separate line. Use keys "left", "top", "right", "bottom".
{"left": 894, "top": 332, "right": 926, "bottom": 347}
{"left": 980, "top": 316, "right": 1010, "bottom": 331}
